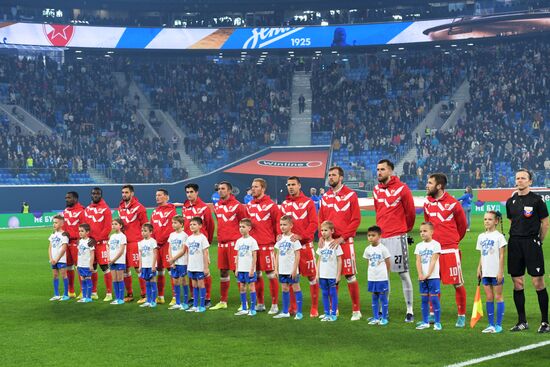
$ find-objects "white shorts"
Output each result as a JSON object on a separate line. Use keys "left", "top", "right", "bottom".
{"left": 381, "top": 234, "right": 409, "bottom": 273}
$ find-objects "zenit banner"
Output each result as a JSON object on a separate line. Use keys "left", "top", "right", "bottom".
{"left": 1, "top": 12, "right": 549, "bottom": 50}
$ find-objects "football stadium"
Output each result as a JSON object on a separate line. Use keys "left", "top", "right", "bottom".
{"left": 1, "top": 0, "right": 550, "bottom": 366}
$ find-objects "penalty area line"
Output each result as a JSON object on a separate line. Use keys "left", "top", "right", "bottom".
{"left": 446, "top": 340, "right": 550, "bottom": 367}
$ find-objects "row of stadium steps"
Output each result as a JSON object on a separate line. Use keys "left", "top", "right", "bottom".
{"left": 0, "top": 103, "right": 53, "bottom": 136}
{"left": 116, "top": 72, "right": 203, "bottom": 178}
{"left": 394, "top": 79, "right": 470, "bottom": 180}
{"left": 289, "top": 70, "right": 312, "bottom": 146}
{"left": 0, "top": 169, "right": 94, "bottom": 185}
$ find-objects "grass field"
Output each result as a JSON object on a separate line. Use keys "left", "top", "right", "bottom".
{"left": 2, "top": 215, "right": 550, "bottom": 367}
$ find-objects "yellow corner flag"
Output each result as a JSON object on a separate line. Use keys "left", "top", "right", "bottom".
{"left": 470, "top": 281, "right": 484, "bottom": 328}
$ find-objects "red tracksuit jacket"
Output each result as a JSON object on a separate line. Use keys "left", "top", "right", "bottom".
{"left": 84, "top": 199, "right": 112, "bottom": 242}
{"left": 117, "top": 196, "right": 148, "bottom": 243}
{"left": 63, "top": 203, "right": 86, "bottom": 242}
{"left": 247, "top": 195, "right": 281, "bottom": 246}
{"left": 319, "top": 185, "right": 361, "bottom": 240}
{"left": 280, "top": 192, "right": 318, "bottom": 245}
{"left": 373, "top": 176, "right": 416, "bottom": 238}
{"left": 214, "top": 195, "right": 247, "bottom": 244}
{"left": 182, "top": 197, "right": 214, "bottom": 243}
{"left": 150, "top": 203, "right": 177, "bottom": 246}
{"left": 424, "top": 192, "right": 467, "bottom": 249}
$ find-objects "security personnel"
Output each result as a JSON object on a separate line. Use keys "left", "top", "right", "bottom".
{"left": 506, "top": 168, "right": 549, "bottom": 333}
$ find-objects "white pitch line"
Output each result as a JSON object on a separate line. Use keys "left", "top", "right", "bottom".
{"left": 446, "top": 340, "right": 550, "bottom": 367}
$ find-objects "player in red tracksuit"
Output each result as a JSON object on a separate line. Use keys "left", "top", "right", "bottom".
{"left": 83, "top": 187, "right": 113, "bottom": 301}
{"left": 319, "top": 166, "right": 362, "bottom": 321}
{"left": 63, "top": 191, "right": 86, "bottom": 297}
{"left": 181, "top": 183, "right": 215, "bottom": 307}
{"left": 374, "top": 159, "right": 416, "bottom": 322}
{"left": 118, "top": 184, "right": 148, "bottom": 302}
{"left": 247, "top": 178, "right": 281, "bottom": 314}
{"left": 424, "top": 173, "right": 468, "bottom": 327}
{"left": 150, "top": 188, "right": 177, "bottom": 304}
{"left": 211, "top": 181, "right": 248, "bottom": 310}
{"left": 280, "top": 176, "right": 319, "bottom": 317}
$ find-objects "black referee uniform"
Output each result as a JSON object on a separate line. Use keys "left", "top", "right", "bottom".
{"left": 506, "top": 191, "right": 549, "bottom": 330}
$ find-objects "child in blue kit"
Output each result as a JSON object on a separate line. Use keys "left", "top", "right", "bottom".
{"left": 138, "top": 223, "right": 158, "bottom": 308}
{"left": 273, "top": 215, "right": 303, "bottom": 320}
{"left": 234, "top": 218, "right": 259, "bottom": 316}
{"left": 363, "top": 226, "right": 391, "bottom": 325}
{"left": 108, "top": 218, "right": 127, "bottom": 305}
{"left": 48, "top": 214, "right": 70, "bottom": 301}
{"left": 77, "top": 223, "right": 95, "bottom": 303}
{"left": 184, "top": 217, "right": 210, "bottom": 313}
{"left": 415, "top": 222, "right": 442, "bottom": 330}
{"left": 316, "top": 220, "right": 343, "bottom": 321}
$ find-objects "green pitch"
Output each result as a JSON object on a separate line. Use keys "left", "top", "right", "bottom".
{"left": 2, "top": 216, "right": 550, "bottom": 367}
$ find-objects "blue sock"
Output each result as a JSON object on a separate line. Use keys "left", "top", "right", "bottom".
{"left": 372, "top": 293, "right": 380, "bottom": 319}
{"left": 240, "top": 292, "right": 248, "bottom": 310}
{"left": 497, "top": 302, "right": 505, "bottom": 326}
{"left": 183, "top": 284, "right": 189, "bottom": 304}
{"left": 146, "top": 281, "right": 151, "bottom": 303}
{"left": 250, "top": 291, "right": 257, "bottom": 310}
{"left": 199, "top": 287, "right": 206, "bottom": 308}
{"left": 329, "top": 286, "right": 338, "bottom": 316}
{"left": 151, "top": 282, "right": 157, "bottom": 302}
{"left": 295, "top": 290, "right": 303, "bottom": 314}
{"left": 282, "top": 291, "right": 290, "bottom": 314}
{"left": 193, "top": 287, "right": 199, "bottom": 307}
{"left": 53, "top": 278, "right": 60, "bottom": 296}
{"left": 118, "top": 281, "right": 124, "bottom": 300}
{"left": 174, "top": 285, "right": 181, "bottom": 305}
{"left": 380, "top": 292, "right": 389, "bottom": 319}
{"left": 113, "top": 281, "right": 119, "bottom": 300}
{"left": 430, "top": 295, "right": 441, "bottom": 323}
{"left": 86, "top": 279, "right": 92, "bottom": 299}
{"left": 63, "top": 278, "right": 69, "bottom": 297}
{"left": 487, "top": 301, "right": 495, "bottom": 326}
{"left": 322, "top": 287, "right": 330, "bottom": 316}
{"left": 421, "top": 295, "right": 430, "bottom": 323}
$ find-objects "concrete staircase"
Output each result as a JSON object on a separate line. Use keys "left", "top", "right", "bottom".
{"left": 288, "top": 71, "right": 312, "bottom": 146}
{"left": 87, "top": 167, "right": 115, "bottom": 184}
{"left": 395, "top": 80, "right": 470, "bottom": 175}
{"left": 0, "top": 103, "right": 53, "bottom": 135}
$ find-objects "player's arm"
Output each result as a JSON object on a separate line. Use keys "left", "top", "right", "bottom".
{"left": 477, "top": 254, "right": 482, "bottom": 280}
{"left": 291, "top": 248, "right": 301, "bottom": 279}
{"left": 402, "top": 185, "right": 416, "bottom": 232}
{"left": 203, "top": 248, "right": 210, "bottom": 276}
{"left": 384, "top": 256, "right": 391, "bottom": 274}
{"left": 274, "top": 251, "right": 279, "bottom": 276}
{"left": 338, "top": 193, "right": 361, "bottom": 240}
{"left": 55, "top": 243, "right": 68, "bottom": 264}
{"left": 426, "top": 253, "right": 439, "bottom": 279}
{"left": 497, "top": 245, "right": 505, "bottom": 284}
{"left": 316, "top": 256, "right": 321, "bottom": 282}
{"left": 89, "top": 248, "right": 95, "bottom": 270}
{"left": 272, "top": 205, "right": 282, "bottom": 237}
{"left": 303, "top": 200, "right": 318, "bottom": 243}
{"left": 204, "top": 206, "right": 215, "bottom": 243}
{"left": 251, "top": 249, "right": 257, "bottom": 277}
{"left": 540, "top": 217, "right": 549, "bottom": 243}
{"left": 454, "top": 204, "right": 467, "bottom": 241}
{"left": 152, "top": 247, "right": 158, "bottom": 272}
{"left": 336, "top": 255, "right": 342, "bottom": 283}
{"left": 101, "top": 208, "right": 113, "bottom": 240}
{"left": 48, "top": 242, "right": 54, "bottom": 264}
{"left": 423, "top": 204, "right": 429, "bottom": 223}
{"left": 138, "top": 248, "right": 142, "bottom": 272}
{"left": 139, "top": 206, "right": 148, "bottom": 226}
{"left": 415, "top": 254, "right": 424, "bottom": 280}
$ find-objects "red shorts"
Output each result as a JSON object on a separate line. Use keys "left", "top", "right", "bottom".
{"left": 218, "top": 241, "right": 237, "bottom": 271}
{"left": 256, "top": 245, "right": 275, "bottom": 272}
{"left": 66, "top": 241, "right": 78, "bottom": 266}
{"left": 156, "top": 244, "right": 171, "bottom": 269}
{"left": 340, "top": 238, "right": 357, "bottom": 276}
{"left": 126, "top": 242, "right": 139, "bottom": 268}
{"left": 298, "top": 243, "right": 317, "bottom": 277}
{"left": 94, "top": 241, "right": 109, "bottom": 265}
{"left": 439, "top": 249, "right": 463, "bottom": 285}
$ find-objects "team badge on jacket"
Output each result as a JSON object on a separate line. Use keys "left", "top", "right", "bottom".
{"left": 523, "top": 206, "right": 533, "bottom": 218}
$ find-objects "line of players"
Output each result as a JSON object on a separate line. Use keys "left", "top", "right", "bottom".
{"left": 47, "top": 160, "right": 547, "bottom": 329}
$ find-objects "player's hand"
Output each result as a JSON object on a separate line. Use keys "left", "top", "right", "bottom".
{"left": 276, "top": 234, "right": 282, "bottom": 241}
{"left": 137, "top": 267, "right": 141, "bottom": 273}
{"left": 290, "top": 234, "right": 302, "bottom": 242}
{"left": 418, "top": 275, "right": 425, "bottom": 281}
{"left": 291, "top": 270, "right": 297, "bottom": 279}
{"left": 497, "top": 273, "right": 503, "bottom": 284}
{"left": 477, "top": 269, "right": 482, "bottom": 280}
{"left": 249, "top": 270, "right": 254, "bottom": 277}
{"left": 331, "top": 237, "right": 344, "bottom": 248}
{"left": 50, "top": 259, "right": 55, "bottom": 265}
{"left": 152, "top": 266, "right": 156, "bottom": 272}
{"left": 204, "top": 269, "right": 210, "bottom": 277}
{"left": 318, "top": 238, "right": 325, "bottom": 249}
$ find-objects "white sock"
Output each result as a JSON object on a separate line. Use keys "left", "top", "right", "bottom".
{"left": 400, "top": 271, "right": 414, "bottom": 314}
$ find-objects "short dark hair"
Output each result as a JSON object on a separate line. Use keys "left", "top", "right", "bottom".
{"left": 185, "top": 183, "right": 199, "bottom": 192}
{"left": 92, "top": 187, "right": 102, "bottom": 194}
{"left": 172, "top": 215, "right": 185, "bottom": 225}
{"left": 377, "top": 159, "right": 394, "bottom": 170}
{"left": 79, "top": 223, "right": 91, "bottom": 232}
{"left": 287, "top": 176, "right": 301, "bottom": 183}
{"left": 329, "top": 166, "right": 344, "bottom": 177}
{"left": 429, "top": 173, "right": 448, "bottom": 189}
{"left": 239, "top": 218, "right": 252, "bottom": 227}
{"left": 190, "top": 216, "right": 203, "bottom": 225}
{"left": 122, "top": 184, "right": 134, "bottom": 192}
{"left": 67, "top": 191, "right": 79, "bottom": 200}
{"left": 142, "top": 223, "right": 154, "bottom": 232}
{"left": 112, "top": 218, "right": 124, "bottom": 227}
{"left": 157, "top": 188, "right": 169, "bottom": 196}
{"left": 53, "top": 214, "right": 64, "bottom": 221}
{"left": 280, "top": 215, "right": 293, "bottom": 223}
{"left": 516, "top": 168, "right": 533, "bottom": 181}
{"left": 218, "top": 181, "right": 233, "bottom": 190}
{"left": 367, "top": 225, "right": 382, "bottom": 235}
{"left": 420, "top": 222, "right": 434, "bottom": 229}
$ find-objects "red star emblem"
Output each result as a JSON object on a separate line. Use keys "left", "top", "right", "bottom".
{"left": 43, "top": 24, "right": 75, "bottom": 47}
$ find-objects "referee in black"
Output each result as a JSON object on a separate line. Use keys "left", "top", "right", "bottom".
{"left": 506, "top": 169, "right": 549, "bottom": 333}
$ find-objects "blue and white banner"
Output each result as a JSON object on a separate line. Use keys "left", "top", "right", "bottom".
{"left": 1, "top": 12, "right": 549, "bottom": 50}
